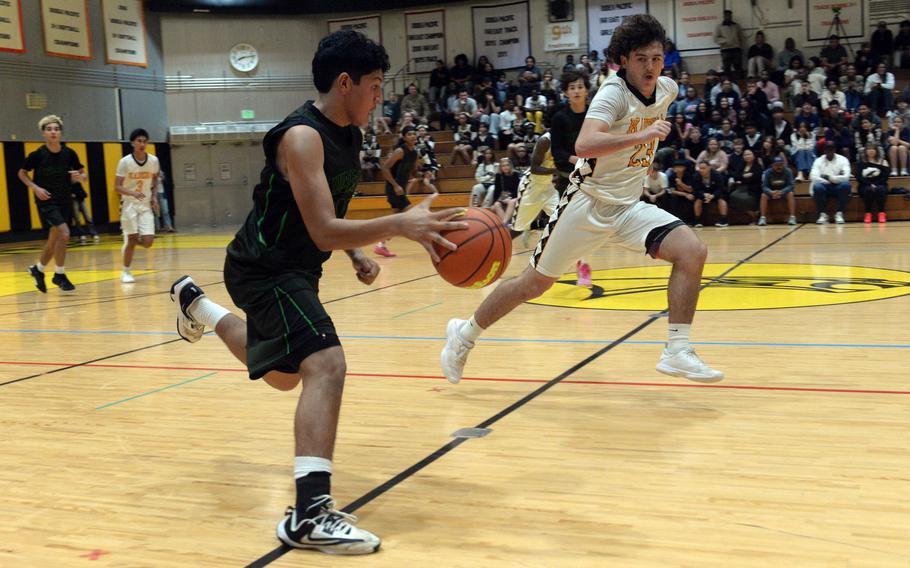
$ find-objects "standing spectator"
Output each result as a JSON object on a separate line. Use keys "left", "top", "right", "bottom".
{"left": 428, "top": 60, "right": 450, "bottom": 108}
{"left": 810, "top": 141, "right": 852, "bottom": 224}
{"left": 69, "top": 181, "right": 99, "bottom": 242}
{"left": 664, "top": 39, "right": 684, "bottom": 77}
{"left": 870, "top": 22, "right": 894, "bottom": 68}
{"left": 856, "top": 143, "right": 891, "bottom": 223}
{"left": 884, "top": 115, "right": 910, "bottom": 176}
{"left": 820, "top": 80, "right": 846, "bottom": 111}
{"left": 819, "top": 35, "right": 848, "bottom": 73}
{"left": 895, "top": 20, "right": 910, "bottom": 69}
{"left": 691, "top": 161, "right": 729, "bottom": 227}
{"left": 713, "top": 10, "right": 744, "bottom": 79}
{"left": 729, "top": 148, "right": 763, "bottom": 224}
{"left": 155, "top": 170, "right": 175, "bottom": 233}
{"left": 746, "top": 31, "right": 773, "bottom": 78}
{"left": 790, "top": 122, "right": 816, "bottom": 181}
{"left": 400, "top": 83, "right": 430, "bottom": 125}
{"left": 759, "top": 156, "right": 797, "bottom": 226}
{"left": 471, "top": 148, "right": 498, "bottom": 206}
{"left": 864, "top": 63, "right": 895, "bottom": 117}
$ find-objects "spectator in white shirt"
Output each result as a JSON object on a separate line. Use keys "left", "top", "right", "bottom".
{"left": 864, "top": 63, "right": 896, "bottom": 117}
{"left": 810, "top": 141, "right": 852, "bottom": 224}
{"left": 471, "top": 148, "right": 499, "bottom": 206}
{"left": 523, "top": 88, "right": 547, "bottom": 134}
{"left": 820, "top": 80, "right": 846, "bottom": 110}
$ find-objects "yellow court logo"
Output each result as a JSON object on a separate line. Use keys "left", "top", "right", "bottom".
{"left": 528, "top": 263, "right": 910, "bottom": 311}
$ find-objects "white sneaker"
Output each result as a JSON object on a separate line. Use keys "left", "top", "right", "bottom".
{"left": 120, "top": 270, "right": 135, "bottom": 283}
{"left": 816, "top": 213, "right": 828, "bottom": 225}
{"left": 656, "top": 348, "right": 724, "bottom": 382}
{"left": 787, "top": 215, "right": 797, "bottom": 225}
{"left": 441, "top": 318, "right": 473, "bottom": 384}
{"left": 757, "top": 216, "right": 767, "bottom": 226}
{"left": 834, "top": 211, "right": 845, "bottom": 224}
{"left": 901, "top": 169, "right": 909, "bottom": 176}
{"left": 169, "top": 275, "right": 206, "bottom": 343}
{"left": 276, "top": 496, "right": 380, "bottom": 555}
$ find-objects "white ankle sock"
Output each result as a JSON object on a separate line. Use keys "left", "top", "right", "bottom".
{"left": 190, "top": 297, "right": 231, "bottom": 328}
{"left": 294, "top": 456, "right": 333, "bottom": 479}
{"left": 123, "top": 264, "right": 131, "bottom": 271}
{"left": 54, "top": 266, "right": 65, "bottom": 275}
{"left": 459, "top": 316, "right": 484, "bottom": 343}
{"left": 667, "top": 323, "right": 691, "bottom": 353}
{"left": 36, "top": 262, "right": 45, "bottom": 272}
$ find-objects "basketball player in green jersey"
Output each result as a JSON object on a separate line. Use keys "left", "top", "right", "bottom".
{"left": 169, "top": 31, "right": 467, "bottom": 555}
{"left": 375, "top": 125, "right": 420, "bottom": 257}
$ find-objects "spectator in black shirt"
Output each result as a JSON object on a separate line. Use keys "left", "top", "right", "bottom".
{"left": 870, "top": 22, "right": 894, "bottom": 68}
{"left": 729, "top": 148, "right": 763, "bottom": 223}
{"left": 549, "top": 70, "right": 590, "bottom": 196}
{"left": 747, "top": 31, "right": 774, "bottom": 78}
{"left": 429, "top": 60, "right": 450, "bottom": 109}
{"left": 490, "top": 158, "right": 520, "bottom": 223}
{"left": 856, "top": 143, "right": 891, "bottom": 223}
{"left": 895, "top": 20, "right": 910, "bottom": 69}
{"left": 820, "top": 35, "right": 848, "bottom": 73}
{"left": 692, "top": 160, "right": 729, "bottom": 227}
{"left": 450, "top": 53, "right": 474, "bottom": 95}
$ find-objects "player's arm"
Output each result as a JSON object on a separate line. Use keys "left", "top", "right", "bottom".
{"left": 281, "top": 125, "right": 467, "bottom": 261}
{"left": 17, "top": 168, "right": 51, "bottom": 200}
{"left": 530, "top": 136, "right": 556, "bottom": 176}
{"left": 380, "top": 147, "right": 404, "bottom": 192}
{"left": 115, "top": 175, "right": 145, "bottom": 200}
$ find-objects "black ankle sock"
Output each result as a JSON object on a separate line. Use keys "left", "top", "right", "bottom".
{"left": 295, "top": 472, "right": 331, "bottom": 518}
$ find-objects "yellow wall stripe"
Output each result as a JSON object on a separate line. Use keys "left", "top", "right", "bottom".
{"left": 0, "top": 143, "right": 10, "bottom": 232}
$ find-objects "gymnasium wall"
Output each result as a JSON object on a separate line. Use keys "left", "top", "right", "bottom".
{"left": 0, "top": 2, "right": 167, "bottom": 142}
{"left": 0, "top": 141, "right": 172, "bottom": 235}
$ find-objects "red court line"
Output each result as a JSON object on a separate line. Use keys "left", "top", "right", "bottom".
{"left": 1, "top": 360, "right": 909, "bottom": 395}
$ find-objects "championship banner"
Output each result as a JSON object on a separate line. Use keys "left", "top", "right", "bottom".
{"left": 586, "top": 1, "right": 646, "bottom": 57}
{"left": 0, "top": 0, "right": 25, "bottom": 53}
{"left": 327, "top": 14, "right": 381, "bottom": 45}
{"left": 807, "top": 1, "right": 863, "bottom": 41}
{"left": 472, "top": 1, "right": 530, "bottom": 70}
{"left": 41, "top": 0, "right": 92, "bottom": 60}
{"left": 405, "top": 9, "right": 445, "bottom": 74}
{"left": 674, "top": 0, "right": 722, "bottom": 52}
{"left": 544, "top": 21, "right": 579, "bottom": 52}
{"left": 102, "top": 0, "right": 147, "bottom": 67}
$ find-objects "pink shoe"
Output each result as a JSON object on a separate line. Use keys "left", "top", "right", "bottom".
{"left": 863, "top": 213, "right": 872, "bottom": 223}
{"left": 374, "top": 244, "right": 396, "bottom": 258}
{"left": 878, "top": 212, "right": 887, "bottom": 224}
{"left": 576, "top": 261, "right": 592, "bottom": 288}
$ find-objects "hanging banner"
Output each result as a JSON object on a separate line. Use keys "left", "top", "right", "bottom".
{"left": 807, "top": 1, "right": 864, "bottom": 41}
{"left": 41, "top": 0, "right": 92, "bottom": 60}
{"left": 0, "top": 0, "right": 25, "bottom": 53}
{"left": 472, "top": 1, "right": 530, "bottom": 70}
{"left": 102, "top": 0, "right": 147, "bottom": 67}
{"left": 405, "top": 9, "right": 445, "bottom": 74}
{"left": 674, "top": 0, "right": 722, "bottom": 52}
{"left": 327, "top": 14, "right": 381, "bottom": 45}
{"left": 545, "top": 21, "right": 579, "bottom": 52}
{"left": 586, "top": 1, "right": 646, "bottom": 58}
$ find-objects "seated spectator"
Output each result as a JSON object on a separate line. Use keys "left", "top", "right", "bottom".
{"left": 642, "top": 164, "right": 674, "bottom": 213}
{"left": 757, "top": 70, "right": 781, "bottom": 107}
{"left": 856, "top": 143, "right": 891, "bottom": 223}
{"left": 674, "top": 86, "right": 702, "bottom": 121}
{"left": 397, "top": 111, "right": 416, "bottom": 134}
{"left": 871, "top": 21, "right": 895, "bottom": 68}
{"left": 760, "top": 135, "right": 788, "bottom": 168}
{"left": 676, "top": 71, "right": 691, "bottom": 100}
{"left": 824, "top": 119, "right": 854, "bottom": 161}
{"left": 664, "top": 39, "right": 685, "bottom": 77}
{"left": 510, "top": 122, "right": 536, "bottom": 163}
{"left": 576, "top": 54, "right": 595, "bottom": 75}
{"left": 793, "top": 102, "right": 819, "bottom": 132}
{"left": 475, "top": 59, "right": 496, "bottom": 87}
{"left": 727, "top": 138, "right": 747, "bottom": 172}
{"left": 490, "top": 158, "right": 520, "bottom": 223}
{"left": 523, "top": 89, "right": 547, "bottom": 134}
{"left": 472, "top": 122, "right": 497, "bottom": 155}
{"left": 820, "top": 80, "right": 846, "bottom": 111}
{"left": 820, "top": 35, "right": 848, "bottom": 74}
{"left": 747, "top": 31, "right": 774, "bottom": 78}
{"left": 375, "top": 92, "right": 399, "bottom": 134}
{"left": 783, "top": 56, "right": 804, "bottom": 91}
{"left": 428, "top": 60, "right": 450, "bottom": 108}
{"left": 703, "top": 110, "right": 725, "bottom": 138}
{"left": 854, "top": 42, "right": 876, "bottom": 78}
{"left": 415, "top": 125, "right": 439, "bottom": 181}
{"left": 360, "top": 129, "right": 381, "bottom": 181}
{"left": 714, "top": 79, "right": 741, "bottom": 109}
{"left": 842, "top": 79, "right": 863, "bottom": 112}
{"left": 562, "top": 54, "right": 576, "bottom": 73}
{"left": 540, "top": 70, "right": 560, "bottom": 101}
{"left": 851, "top": 104, "right": 882, "bottom": 129}
{"left": 517, "top": 56, "right": 542, "bottom": 101}
{"left": 703, "top": 68, "right": 721, "bottom": 99}
{"left": 511, "top": 142, "right": 532, "bottom": 175}
{"left": 471, "top": 148, "right": 499, "bottom": 206}
{"left": 683, "top": 128, "right": 707, "bottom": 165}
{"left": 864, "top": 63, "right": 896, "bottom": 117}
{"left": 497, "top": 100, "right": 517, "bottom": 149}
{"left": 806, "top": 57, "right": 828, "bottom": 94}
{"left": 791, "top": 79, "right": 820, "bottom": 111}
{"left": 717, "top": 97, "right": 737, "bottom": 125}
{"left": 692, "top": 160, "right": 729, "bottom": 227}
{"left": 743, "top": 122, "right": 764, "bottom": 155}
{"left": 451, "top": 113, "right": 476, "bottom": 165}
{"left": 759, "top": 156, "right": 797, "bottom": 225}
{"left": 477, "top": 89, "right": 501, "bottom": 133}
{"left": 884, "top": 115, "right": 910, "bottom": 176}
{"left": 810, "top": 141, "right": 852, "bottom": 224}
{"left": 693, "top": 102, "right": 710, "bottom": 125}
{"left": 715, "top": 119, "right": 738, "bottom": 153}
{"left": 495, "top": 72, "right": 510, "bottom": 106}
{"left": 593, "top": 58, "right": 615, "bottom": 91}
{"left": 664, "top": 113, "right": 691, "bottom": 150}
{"left": 790, "top": 122, "right": 816, "bottom": 181}
{"left": 744, "top": 79, "right": 769, "bottom": 113}
{"left": 820, "top": 99, "right": 847, "bottom": 129}
{"left": 774, "top": 38, "right": 803, "bottom": 85}
{"left": 696, "top": 138, "right": 729, "bottom": 178}
{"left": 667, "top": 159, "right": 697, "bottom": 224}
{"left": 888, "top": 98, "right": 910, "bottom": 126}
{"left": 450, "top": 53, "right": 474, "bottom": 95}
{"left": 400, "top": 83, "right": 430, "bottom": 125}
{"left": 854, "top": 117, "right": 883, "bottom": 158}
{"left": 768, "top": 108, "right": 794, "bottom": 148}
{"left": 838, "top": 64, "right": 864, "bottom": 91}
{"left": 729, "top": 148, "right": 763, "bottom": 224}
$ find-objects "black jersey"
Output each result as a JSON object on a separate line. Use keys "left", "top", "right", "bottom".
{"left": 21, "top": 145, "right": 83, "bottom": 205}
{"left": 226, "top": 101, "right": 362, "bottom": 272}
{"left": 387, "top": 145, "right": 418, "bottom": 188}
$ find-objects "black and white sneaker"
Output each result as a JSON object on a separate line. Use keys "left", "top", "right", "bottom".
{"left": 169, "top": 275, "right": 205, "bottom": 343}
{"left": 51, "top": 272, "right": 75, "bottom": 291}
{"left": 27, "top": 265, "right": 47, "bottom": 293}
{"left": 276, "top": 496, "right": 380, "bottom": 555}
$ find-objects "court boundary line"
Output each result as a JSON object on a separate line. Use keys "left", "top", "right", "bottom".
{"left": 245, "top": 225, "right": 805, "bottom": 566}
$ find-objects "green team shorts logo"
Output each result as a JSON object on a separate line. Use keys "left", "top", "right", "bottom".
{"left": 528, "top": 263, "right": 910, "bottom": 311}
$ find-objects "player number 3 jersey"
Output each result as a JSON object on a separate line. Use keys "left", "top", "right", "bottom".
{"left": 116, "top": 154, "right": 160, "bottom": 209}
{"left": 579, "top": 72, "right": 676, "bottom": 205}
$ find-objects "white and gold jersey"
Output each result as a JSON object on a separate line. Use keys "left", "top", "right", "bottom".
{"left": 116, "top": 153, "right": 160, "bottom": 208}
{"left": 577, "top": 72, "right": 676, "bottom": 205}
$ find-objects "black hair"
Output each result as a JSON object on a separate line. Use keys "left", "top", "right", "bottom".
{"left": 559, "top": 69, "right": 590, "bottom": 92}
{"left": 312, "top": 30, "right": 390, "bottom": 94}
{"left": 129, "top": 128, "right": 149, "bottom": 141}
{"left": 607, "top": 14, "right": 667, "bottom": 64}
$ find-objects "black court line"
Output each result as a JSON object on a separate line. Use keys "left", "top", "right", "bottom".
{"left": 245, "top": 223, "right": 805, "bottom": 567}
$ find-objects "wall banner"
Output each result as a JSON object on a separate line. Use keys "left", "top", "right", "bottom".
{"left": 102, "top": 0, "right": 147, "bottom": 67}
{"left": 0, "top": 0, "right": 25, "bottom": 53}
{"left": 327, "top": 14, "right": 382, "bottom": 45}
{"left": 586, "top": 1, "right": 646, "bottom": 58}
{"left": 41, "top": 0, "right": 92, "bottom": 60}
{"left": 472, "top": 1, "right": 530, "bottom": 70}
{"left": 405, "top": 9, "right": 445, "bottom": 74}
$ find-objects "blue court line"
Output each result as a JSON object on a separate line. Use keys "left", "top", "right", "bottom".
{"left": 95, "top": 372, "right": 217, "bottom": 409}
{"left": 1, "top": 327, "right": 907, "bottom": 350}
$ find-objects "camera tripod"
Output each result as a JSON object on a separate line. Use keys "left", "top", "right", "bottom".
{"left": 825, "top": 11, "right": 854, "bottom": 59}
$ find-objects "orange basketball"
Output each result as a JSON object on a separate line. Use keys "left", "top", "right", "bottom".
{"left": 433, "top": 207, "right": 512, "bottom": 288}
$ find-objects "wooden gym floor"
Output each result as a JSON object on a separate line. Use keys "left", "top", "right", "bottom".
{"left": 1, "top": 221, "right": 909, "bottom": 567}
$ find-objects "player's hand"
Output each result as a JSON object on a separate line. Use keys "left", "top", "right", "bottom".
{"left": 686, "top": 193, "right": 695, "bottom": 201}
{"left": 68, "top": 170, "right": 83, "bottom": 183}
{"left": 399, "top": 194, "right": 469, "bottom": 263}
{"left": 33, "top": 186, "right": 51, "bottom": 201}
{"left": 394, "top": 184, "right": 405, "bottom": 196}
{"left": 151, "top": 199, "right": 161, "bottom": 215}
{"left": 644, "top": 120, "right": 672, "bottom": 141}
{"left": 133, "top": 191, "right": 146, "bottom": 200}
{"left": 350, "top": 250, "right": 380, "bottom": 285}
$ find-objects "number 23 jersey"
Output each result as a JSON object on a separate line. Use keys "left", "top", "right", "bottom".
{"left": 579, "top": 71, "right": 676, "bottom": 205}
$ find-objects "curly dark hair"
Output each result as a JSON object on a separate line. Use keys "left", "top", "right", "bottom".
{"left": 559, "top": 69, "right": 590, "bottom": 92}
{"left": 607, "top": 14, "right": 667, "bottom": 65}
{"left": 312, "top": 30, "right": 390, "bottom": 93}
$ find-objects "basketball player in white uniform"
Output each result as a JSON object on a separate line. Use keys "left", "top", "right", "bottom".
{"left": 510, "top": 130, "right": 557, "bottom": 241}
{"left": 442, "top": 14, "right": 723, "bottom": 382}
{"left": 115, "top": 128, "right": 159, "bottom": 283}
